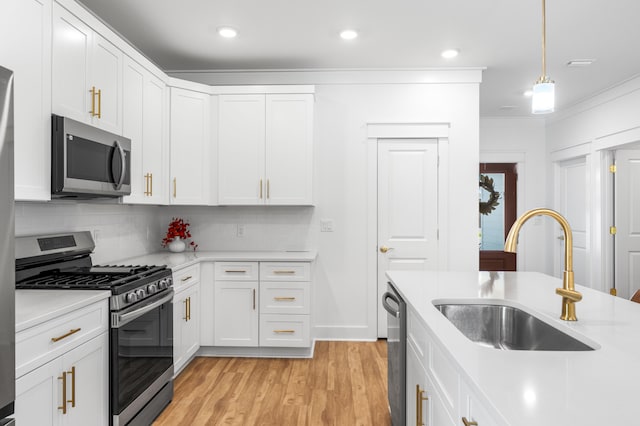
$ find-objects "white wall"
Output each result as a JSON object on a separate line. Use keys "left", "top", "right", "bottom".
{"left": 479, "top": 118, "right": 548, "bottom": 273}
{"left": 15, "top": 202, "right": 161, "bottom": 264}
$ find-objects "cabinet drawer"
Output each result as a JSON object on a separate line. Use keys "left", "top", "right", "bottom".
{"left": 259, "top": 314, "right": 310, "bottom": 347}
{"left": 408, "top": 308, "right": 429, "bottom": 364}
{"left": 259, "top": 262, "right": 310, "bottom": 281}
{"left": 16, "top": 299, "right": 109, "bottom": 378}
{"left": 215, "top": 262, "right": 259, "bottom": 281}
{"left": 172, "top": 264, "right": 200, "bottom": 289}
{"left": 260, "top": 282, "right": 310, "bottom": 314}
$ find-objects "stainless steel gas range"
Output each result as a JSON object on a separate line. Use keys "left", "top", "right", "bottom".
{"left": 16, "top": 232, "right": 174, "bottom": 426}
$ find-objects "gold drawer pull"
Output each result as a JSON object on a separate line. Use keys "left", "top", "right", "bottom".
{"left": 462, "top": 418, "right": 478, "bottom": 426}
{"left": 273, "top": 270, "right": 296, "bottom": 275}
{"left": 225, "top": 270, "right": 247, "bottom": 273}
{"left": 181, "top": 275, "right": 193, "bottom": 282}
{"left": 58, "top": 371, "right": 67, "bottom": 414}
{"left": 273, "top": 329, "right": 295, "bottom": 334}
{"left": 274, "top": 297, "right": 296, "bottom": 301}
{"left": 51, "top": 328, "right": 81, "bottom": 343}
{"left": 68, "top": 366, "right": 76, "bottom": 408}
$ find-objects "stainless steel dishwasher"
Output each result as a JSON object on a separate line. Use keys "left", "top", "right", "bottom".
{"left": 382, "top": 282, "right": 406, "bottom": 426}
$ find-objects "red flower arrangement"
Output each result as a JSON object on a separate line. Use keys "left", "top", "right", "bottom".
{"left": 161, "top": 217, "right": 198, "bottom": 251}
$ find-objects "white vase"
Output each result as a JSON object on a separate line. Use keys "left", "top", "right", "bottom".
{"left": 168, "top": 237, "right": 186, "bottom": 253}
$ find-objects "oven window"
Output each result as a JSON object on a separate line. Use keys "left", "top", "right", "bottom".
{"left": 111, "top": 301, "right": 173, "bottom": 414}
{"left": 67, "top": 136, "right": 130, "bottom": 184}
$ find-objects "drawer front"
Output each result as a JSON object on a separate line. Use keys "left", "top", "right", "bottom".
{"left": 260, "top": 282, "right": 310, "bottom": 314}
{"left": 16, "top": 299, "right": 109, "bottom": 378}
{"left": 172, "top": 264, "right": 200, "bottom": 289}
{"left": 259, "top": 262, "right": 310, "bottom": 281}
{"left": 215, "top": 262, "right": 259, "bottom": 281}
{"left": 259, "top": 314, "right": 310, "bottom": 347}
{"left": 407, "top": 308, "right": 429, "bottom": 364}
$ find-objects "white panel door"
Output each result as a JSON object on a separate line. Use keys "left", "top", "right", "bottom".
{"left": 90, "top": 34, "right": 122, "bottom": 134}
{"left": 15, "top": 357, "right": 62, "bottom": 426}
{"left": 218, "top": 94, "right": 266, "bottom": 204}
{"left": 214, "top": 281, "right": 259, "bottom": 346}
{"left": 377, "top": 140, "right": 439, "bottom": 337}
{"left": 615, "top": 150, "right": 640, "bottom": 299}
{"left": 265, "top": 94, "right": 314, "bottom": 205}
{"left": 555, "top": 157, "right": 590, "bottom": 288}
{"left": 52, "top": 3, "right": 92, "bottom": 123}
{"left": 122, "top": 57, "right": 145, "bottom": 202}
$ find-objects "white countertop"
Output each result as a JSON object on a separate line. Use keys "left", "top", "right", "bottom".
{"left": 386, "top": 270, "right": 640, "bottom": 426}
{"left": 15, "top": 289, "right": 111, "bottom": 332}
{"left": 111, "top": 250, "right": 318, "bottom": 271}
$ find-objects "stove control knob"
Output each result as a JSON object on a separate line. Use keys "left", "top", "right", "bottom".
{"left": 166, "top": 277, "right": 173, "bottom": 287}
{"left": 125, "top": 292, "right": 138, "bottom": 303}
{"left": 147, "top": 283, "right": 158, "bottom": 294}
{"left": 136, "top": 289, "right": 146, "bottom": 299}
{"left": 158, "top": 279, "right": 168, "bottom": 289}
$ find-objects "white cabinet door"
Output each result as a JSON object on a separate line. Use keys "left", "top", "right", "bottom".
{"left": 407, "top": 341, "right": 428, "bottom": 426}
{"left": 122, "top": 57, "right": 166, "bottom": 204}
{"left": 52, "top": 3, "right": 92, "bottom": 124}
{"left": 169, "top": 87, "right": 211, "bottom": 205}
{"left": 174, "top": 282, "right": 200, "bottom": 374}
{"left": 218, "top": 94, "right": 265, "bottom": 205}
{"left": 265, "top": 94, "right": 313, "bottom": 205}
{"left": 214, "top": 280, "right": 259, "bottom": 346}
{"left": 90, "top": 34, "right": 122, "bottom": 134}
{"left": 63, "top": 333, "right": 109, "bottom": 426}
{"left": 52, "top": 3, "right": 122, "bottom": 133}
{"left": 0, "top": 0, "right": 52, "bottom": 201}
{"left": 15, "top": 333, "right": 108, "bottom": 426}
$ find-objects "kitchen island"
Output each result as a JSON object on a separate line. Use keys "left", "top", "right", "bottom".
{"left": 387, "top": 270, "right": 640, "bottom": 426}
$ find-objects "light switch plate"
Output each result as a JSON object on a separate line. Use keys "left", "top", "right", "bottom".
{"left": 320, "top": 219, "right": 334, "bottom": 232}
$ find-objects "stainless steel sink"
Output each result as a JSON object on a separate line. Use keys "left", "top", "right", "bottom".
{"left": 434, "top": 303, "right": 595, "bottom": 351}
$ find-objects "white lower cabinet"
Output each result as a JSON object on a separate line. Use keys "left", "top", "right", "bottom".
{"left": 15, "top": 332, "right": 108, "bottom": 426}
{"left": 213, "top": 261, "right": 312, "bottom": 348}
{"left": 173, "top": 280, "right": 200, "bottom": 374}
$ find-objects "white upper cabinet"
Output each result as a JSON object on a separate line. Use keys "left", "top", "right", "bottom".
{"left": 0, "top": 0, "right": 52, "bottom": 201}
{"left": 52, "top": 3, "right": 122, "bottom": 134}
{"left": 218, "top": 93, "right": 314, "bottom": 205}
{"left": 169, "top": 87, "right": 212, "bottom": 205}
{"left": 122, "top": 56, "right": 167, "bottom": 204}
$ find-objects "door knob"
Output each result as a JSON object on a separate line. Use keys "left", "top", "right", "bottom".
{"left": 380, "top": 246, "right": 394, "bottom": 253}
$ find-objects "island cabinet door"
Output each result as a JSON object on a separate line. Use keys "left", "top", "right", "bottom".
{"left": 460, "top": 381, "right": 502, "bottom": 426}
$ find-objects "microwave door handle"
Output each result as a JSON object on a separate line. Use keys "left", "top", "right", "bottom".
{"left": 112, "top": 140, "right": 126, "bottom": 190}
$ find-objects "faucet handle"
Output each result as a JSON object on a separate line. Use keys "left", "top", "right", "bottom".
{"left": 556, "top": 287, "right": 582, "bottom": 302}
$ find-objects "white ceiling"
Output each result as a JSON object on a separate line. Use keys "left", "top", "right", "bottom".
{"left": 77, "top": 0, "right": 640, "bottom": 117}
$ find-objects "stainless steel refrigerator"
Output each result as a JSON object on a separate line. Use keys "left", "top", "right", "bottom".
{"left": 0, "top": 65, "right": 15, "bottom": 425}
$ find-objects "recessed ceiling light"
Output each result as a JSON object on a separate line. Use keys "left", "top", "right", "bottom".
{"left": 218, "top": 27, "right": 238, "bottom": 38}
{"left": 523, "top": 89, "right": 533, "bottom": 97}
{"left": 567, "top": 59, "right": 595, "bottom": 67}
{"left": 441, "top": 49, "right": 459, "bottom": 59}
{"left": 340, "top": 29, "right": 358, "bottom": 40}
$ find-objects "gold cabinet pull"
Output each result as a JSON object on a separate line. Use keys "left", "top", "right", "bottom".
{"left": 273, "top": 329, "right": 295, "bottom": 334}
{"left": 273, "top": 270, "right": 296, "bottom": 275}
{"left": 224, "top": 270, "right": 247, "bottom": 274}
{"left": 416, "top": 385, "right": 428, "bottom": 426}
{"left": 144, "top": 173, "right": 150, "bottom": 196}
{"left": 267, "top": 179, "right": 270, "bottom": 199}
{"left": 183, "top": 297, "right": 189, "bottom": 321}
{"left": 462, "top": 418, "right": 478, "bottom": 426}
{"left": 173, "top": 178, "right": 177, "bottom": 198}
{"left": 97, "top": 88, "right": 102, "bottom": 118}
{"left": 68, "top": 366, "right": 76, "bottom": 408}
{"left": 259, "top": 179, "right": 263, "bottom": 199}
{"left": 51, "top": 328, "right": 81, "bottom": 343}
{"left": 274, "top": 297, "right": 296, "bottom": 301}
{"left": 181, "top": 276, "right": 193, "bottom": 282}
{"left": 149, "top": 173, "right": 153, "bottom": 196}
{"left": 187, "top": 297, "right": 191, "bottom": 321}
{"left": 58, "top": 371, "right": 67, "bottom": 414}
{"left": 252, "top": 289, "right": 256, "bottom": 310}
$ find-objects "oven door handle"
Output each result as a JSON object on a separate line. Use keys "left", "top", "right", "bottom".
{"left": 382, "top": 291, "right": 401, "bottom": 318}
{"left": 112, "top": 290, "right": 173, "bottom": 328}
{"left": 112, "top": 140, "right": 127, "bottom": 190}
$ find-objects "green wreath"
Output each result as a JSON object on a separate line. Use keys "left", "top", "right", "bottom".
{"left": 479, "top": 174, "right": 501, "bottom": 215}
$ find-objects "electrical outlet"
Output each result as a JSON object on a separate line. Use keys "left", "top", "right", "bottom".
{"left": 237, "top": 224, "right": 245, "bottom": 237}
{"left": 320, "top": 219, "right": 334, "bottom": 232}
{"left": 93, "top": 229, "right": 102, "bottom": 244}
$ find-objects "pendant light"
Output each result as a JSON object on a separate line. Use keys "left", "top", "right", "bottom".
{"left": 531, "top": 0, "right": 555, "bottom": 114}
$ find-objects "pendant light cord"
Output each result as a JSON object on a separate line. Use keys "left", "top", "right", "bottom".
{"left": 541, "top": 0, "right": 547, "bottom": 79}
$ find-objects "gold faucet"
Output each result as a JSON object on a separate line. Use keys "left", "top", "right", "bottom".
{"left": 504, "top": 208, "right": 582, "bottom": 321}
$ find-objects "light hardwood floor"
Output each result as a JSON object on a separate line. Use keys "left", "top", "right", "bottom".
{"left": 154, "top": 340, "right": 391, "bottom": 426}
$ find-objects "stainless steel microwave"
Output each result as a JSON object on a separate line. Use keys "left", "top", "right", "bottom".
{"left": 51, "top": 114, "right": 131, "bottom": 198}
